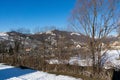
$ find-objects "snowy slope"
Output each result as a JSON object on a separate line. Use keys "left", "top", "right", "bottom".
{"left": 101, "top": 50, "right": 120, "bottom": 69}
{"left": 0, "top": 63, "right": 82, "bottom": 80}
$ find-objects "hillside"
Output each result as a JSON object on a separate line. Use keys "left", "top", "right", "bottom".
{"left": 0, "top": 30, "right": 120, "bottom": 69}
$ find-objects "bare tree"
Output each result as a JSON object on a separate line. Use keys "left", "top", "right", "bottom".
{"left": 70, "top": 0, "right": 120, "bottom": 72}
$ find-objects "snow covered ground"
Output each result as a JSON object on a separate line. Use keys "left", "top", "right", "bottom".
{"left": 69, "top": 50, "right": 120, "bottom": 69}
{"left": 0, "top": 63, "right": 82, "bottom": 80}
{"left": 47, "top": 50, "right": 120, "bottom": 69}
{"left": 101, "top": 50, "right": 120, "bottom": 69}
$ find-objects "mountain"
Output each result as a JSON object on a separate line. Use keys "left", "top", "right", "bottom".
{"left": 0, "top": 29, "right": 119, "bottom": 54}
{"left": 0, "top": 30, "right": 89, "bottom": 54}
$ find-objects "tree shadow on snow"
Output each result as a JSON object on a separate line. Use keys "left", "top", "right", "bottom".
{"left": 0, "top": 67, "right": 36, "bottom": 79}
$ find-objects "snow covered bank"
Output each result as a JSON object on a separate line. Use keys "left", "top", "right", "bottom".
{"left": 7, "top": 71, "right": 82, "bottom": 80}
{"left": 0, "top": 63, "right": 82, "bottom": 80}
{"left": 0, "top": 63, "right": 13, "bottom": 70}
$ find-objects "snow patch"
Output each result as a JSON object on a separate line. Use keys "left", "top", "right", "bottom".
{"left": 69, "top": 57, "right": 92, "bottom": 66}
{"left": 0, "top": 63, "right": 13, "bottom": 70}
{"left": 46, "top": 31, "right": 56, "bottom": 36}
{"left": 0, "top": 32, "right": 9, "bottom": 40}
{"left": 47, "top": 59, "right": 60, "bottom": 64}
{"left": 0, "top": 32, "right": 8, "bottom": 36}
{"left": 71, "top": 32, "right": 80, "bottom": 36}
{"left": 46, "top": 59, "right": 68, "bottom": 64}
{"left": 39, "top": 32, "right": 43, "bottom": 34}
{"left": 47, "top": 57, "right": 92, "bottom": 67}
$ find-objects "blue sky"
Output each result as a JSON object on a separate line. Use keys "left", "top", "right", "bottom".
{"left": 0, "top": 0, "right": 76, "bottom": 32}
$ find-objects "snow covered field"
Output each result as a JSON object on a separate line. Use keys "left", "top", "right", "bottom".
{"left": 0, "top": 63, "right": 82, "bottom": 80}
